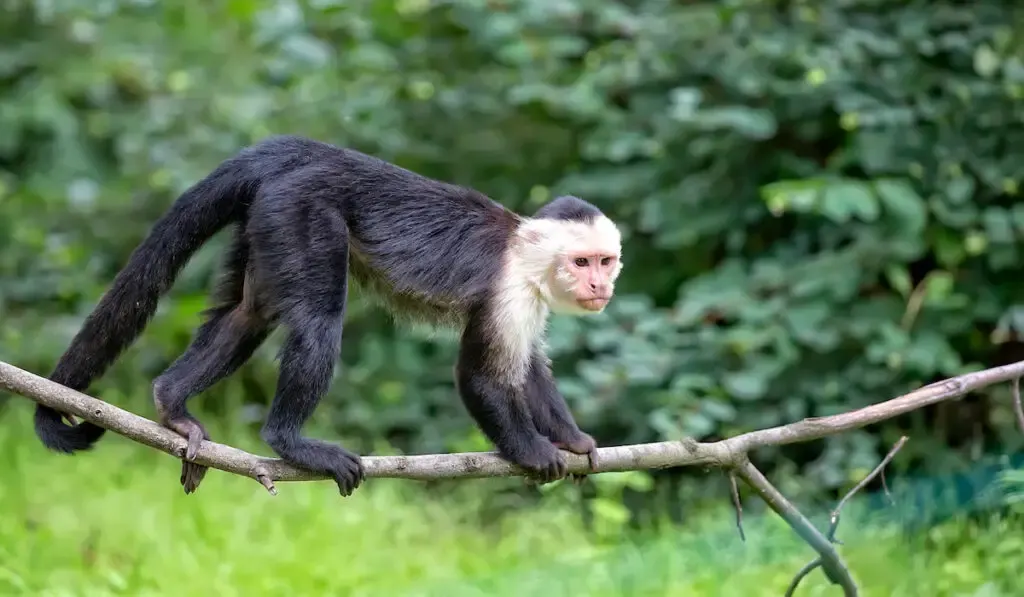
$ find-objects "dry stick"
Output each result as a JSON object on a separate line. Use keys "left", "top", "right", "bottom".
{"left": 827, "top": 436, "right": 908, "bottom": 542}
{"left": 880, "top": 468, "right": 892, "bottom": 504}
{"left": 728, "top": 471, "right": 745, "bottom": 541}
{"left": 5, "top": 359, "right": 1024, "bottom": 594}
{"left": 1012, "top": 377, "right": 1024, "bottom": 433}
{"left": 736, "top": 460, "right": 858, "bottom": 597}
{"left": 786, "top": 561, "right": 823, "bottom": 597}
{"left": 783, "top": 436, "right": 909, "bottom": 597}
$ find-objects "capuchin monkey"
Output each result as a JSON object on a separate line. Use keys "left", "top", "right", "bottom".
{"left": 33, "top": 135, "right": 623, "bottom": 495}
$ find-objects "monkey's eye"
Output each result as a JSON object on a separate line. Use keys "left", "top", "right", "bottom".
{"left": 600, "top": 257, "right": 612, "bottom": 266}
{"left": 574, "top": 257, "right": 589, "bottom": 267}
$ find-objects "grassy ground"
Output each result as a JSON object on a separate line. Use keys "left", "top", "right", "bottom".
{"left": 1, "top": 403, "right": 1021, "bottom": 597}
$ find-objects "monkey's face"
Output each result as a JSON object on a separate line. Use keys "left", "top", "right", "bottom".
{"left": 569, "top": 253, "right": 614, "bottom": 313}
{"left": 517, "top": 213, "right": 623, "bottom": 315}
{"left": 546, "top": 246, "right": 622, "bottom": 316}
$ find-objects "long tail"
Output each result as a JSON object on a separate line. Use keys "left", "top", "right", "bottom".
{"left": 35, "top": 158, "right": 257, "bottom": 454}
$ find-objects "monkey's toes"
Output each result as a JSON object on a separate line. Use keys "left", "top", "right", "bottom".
{"left": 185, "top": 427, "right": 205, "bottom": 461}
{"left": 161, "top": 415, "right": 211, "bottom": 494}
{"left": 163, "top": 416, "right": 210, "bottom": 461}
{"left": 181, "top": 460, "right": 208, "bottom": 494}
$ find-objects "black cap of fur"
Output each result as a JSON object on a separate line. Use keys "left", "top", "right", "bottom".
{"left": 533, "top": 195, "right": 602, "bottom": 222}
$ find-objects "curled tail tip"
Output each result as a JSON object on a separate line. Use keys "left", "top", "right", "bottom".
{"left": 33, "top": 405, "right": 106, "bottom": 454}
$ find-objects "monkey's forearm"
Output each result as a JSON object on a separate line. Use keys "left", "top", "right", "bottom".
{"left": 524, "top": 355, "right": 584, "bottom": 441}
{"left": 455, "top": 367, "right": 569, "bottom": 483}
{"left": 524, "top": 353, "right": 598, "bottom": 472}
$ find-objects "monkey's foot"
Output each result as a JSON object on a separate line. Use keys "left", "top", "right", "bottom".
{"left": 162, "top": 416, "right": 211, "bottom": 494}
{"left": 553, "top": 431, "right": 599, "bottom": 483}
{"left": 180, "top": 461, "right": 208, "bottom": 494}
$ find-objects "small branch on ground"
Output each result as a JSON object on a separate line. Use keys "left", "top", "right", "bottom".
{"left": 5, "top": 358, "right": 1024, "bottom": 597}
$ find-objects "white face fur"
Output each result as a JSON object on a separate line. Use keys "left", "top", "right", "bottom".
{"left": 487, "top": 214, "right": 623, "bottom": 385}
{"left": 515, "top": 214, "right": 623, "bottom": 313}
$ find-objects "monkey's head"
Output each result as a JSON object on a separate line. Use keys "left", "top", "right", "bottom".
{"left": 517, "top": 195, "right": 624, "bottom": 315}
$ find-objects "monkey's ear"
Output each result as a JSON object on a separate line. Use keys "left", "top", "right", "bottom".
{"left": 517, "top": 219, "right": 552, "bottom": 245}
{"left": 521, "top": 228, "right": 544, "bottom": 245}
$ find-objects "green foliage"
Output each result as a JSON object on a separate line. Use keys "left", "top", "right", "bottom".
{"left": 3, "top": 0, "right": 1024, "bottom": 514}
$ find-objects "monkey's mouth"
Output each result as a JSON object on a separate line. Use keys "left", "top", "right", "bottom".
{"left": 577, "top": 298, "right": 610, "bottom": 311}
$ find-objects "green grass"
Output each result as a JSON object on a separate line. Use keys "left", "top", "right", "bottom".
{"left": 1, "top": 402, "right": 1022, "bottom": 596}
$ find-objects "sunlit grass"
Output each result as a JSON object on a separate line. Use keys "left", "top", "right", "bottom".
{"left": 0, "top": 401, "right": 1020, "bottom": 596}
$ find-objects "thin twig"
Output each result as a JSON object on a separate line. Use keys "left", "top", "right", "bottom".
{"left": 736, "top": 460, "right": 858, "bottom": 597}
{"left": 728, "top": 471, "right": 745, "bottom": 542}
{"left": 880, "top": 467, "right": 892, "bottom": 504}
{"left": 827, "top": 435, "right": 908, "bottom": 542}
{"left": 785, "top": 560, "right": 822, "bottom": 597}
{"left": 1012, "top": 377, "right": 1024, "bottom": 433}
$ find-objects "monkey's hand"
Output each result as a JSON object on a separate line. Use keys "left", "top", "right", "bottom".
{"left": 507, "top": 438, "right": 570, "bottom": 484}
{"left": 552, "top": 431, "right": 599, "bottom": 484}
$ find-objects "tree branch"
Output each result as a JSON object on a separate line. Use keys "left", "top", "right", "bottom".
{"left": 0, "top": 361, "right": 729, "bottom": 483}
{"left": 783, "top": 436, "right": 908, "bottom": 597}
{"left": 736, "top": 460, "right": 858, "bottom": 596}
{"left": 5, "top": 358, "right": 1024, "bottom": 596}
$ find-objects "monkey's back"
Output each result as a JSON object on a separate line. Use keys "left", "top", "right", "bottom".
{"left": 337, "top": 150, "right": 519, "bottom": 324}
{"left": 239, "top": 135, "right": 520, "bottom": 326}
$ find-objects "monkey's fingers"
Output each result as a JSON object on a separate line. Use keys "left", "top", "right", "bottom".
{"left": 552, "top": 440, "right": 599, "bottom": 472}
{"left": 521, "top": 460, "right": 566, "bottom": 485}
{"left": 329, "top": 453, "right": 365, "bottom": 497}
{"left": 537, "top": 455, "right": 568, "bottom": 484}
{"left": 569, "top": 450, "right": 599, "bottom": 485}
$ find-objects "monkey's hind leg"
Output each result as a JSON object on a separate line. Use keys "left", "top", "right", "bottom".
{"left": 248, "top": 192, "right": 362, "bottom": 495}
{"left": 153, "top": 305, "right": 270, "bottom": 493}
{"left": 153, "top": 224, "right": 269, "bottom": 493}
{"left": 259, "top": 310, "right": 364, "bottom": 496}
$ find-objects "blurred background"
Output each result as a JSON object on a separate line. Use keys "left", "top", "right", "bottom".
{"left": 2, "top": 0, "right": 1024, "bottom": 595}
